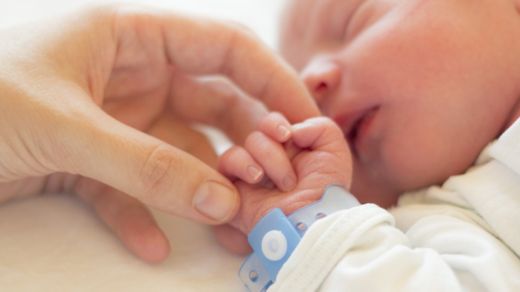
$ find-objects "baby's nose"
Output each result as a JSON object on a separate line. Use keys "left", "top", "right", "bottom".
{"left": 301, "top": 58, "right": 341, "bottom": 106}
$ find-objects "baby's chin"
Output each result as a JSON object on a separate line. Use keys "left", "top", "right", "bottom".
{"left": 352, "top": 157, "right": 462, "bottom": 207}
{"left": 351, "top": 183, "right": 400, "bottom": 208}
{"left": 350, "top": 150, "right": 441, "bottom": 207}
{"left": 350, "top": 166, "right": 402, "bottom": 207}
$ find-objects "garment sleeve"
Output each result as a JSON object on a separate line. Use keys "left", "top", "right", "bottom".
{"left": 269, "top": 204, "right": 520, "bottom": 292}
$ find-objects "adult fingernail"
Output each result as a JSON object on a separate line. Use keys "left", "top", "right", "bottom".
{"left": 247, "top": 165, "right": 263, "bottom": 182}
{"left": 193, "top": 181, "right": 237, "bottom": 222}
{"left": 277, "top": 125, "right": 291, "bottom": 141}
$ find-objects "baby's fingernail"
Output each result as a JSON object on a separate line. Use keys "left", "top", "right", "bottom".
{"left": 247, "top": 165, "right": 263, "bottom": 182}
{"left": 193, "top": 181, "right": 237, "bottom": 222}
{"left": 282, "top": 175, "right": 296, "bottom": 191}
{"left": 277, "top": 125, "right": 291, "bottom": 141}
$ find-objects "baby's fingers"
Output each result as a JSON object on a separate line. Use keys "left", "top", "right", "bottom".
{"left": 219, "top": 146, "right": 264, "bottom": 184}
{"left": 258, "top": 112, "right": 292, "bottom": 143}
{"left": 245, "top": 132, "right": 297, "bottom": 191}
{"left": 292, "top": 117, "right": 350, "bottom": 154}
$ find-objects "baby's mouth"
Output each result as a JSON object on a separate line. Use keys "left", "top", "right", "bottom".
{"left": 335, "top": 107, "right": 379, "bottom": 156}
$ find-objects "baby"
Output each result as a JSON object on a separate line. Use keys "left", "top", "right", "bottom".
{"left": 216, "top": 0, "right": 520, "bottom": 291}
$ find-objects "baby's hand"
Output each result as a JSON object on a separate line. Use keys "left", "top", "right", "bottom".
{"left": 215, "top": 113, "right": 352, "bottom": 253}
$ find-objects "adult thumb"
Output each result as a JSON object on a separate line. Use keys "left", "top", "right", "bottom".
{"left": 58, "top": 107, "right": 239, "bottom": 224}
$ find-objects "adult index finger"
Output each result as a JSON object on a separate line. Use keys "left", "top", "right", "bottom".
{"left": 114, "top": 6, "right": 320, "bottom": 122}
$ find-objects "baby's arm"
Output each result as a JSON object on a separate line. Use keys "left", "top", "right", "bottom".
{"left": 218, "top": 113, "right": 520, "bottom": 291}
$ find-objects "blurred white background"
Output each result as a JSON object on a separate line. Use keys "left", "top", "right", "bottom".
{"left": 0, "top": 0, "right": 287, "bottom": 48}
{"left": 0, "top": 1, "right": 287, "bottom": 291}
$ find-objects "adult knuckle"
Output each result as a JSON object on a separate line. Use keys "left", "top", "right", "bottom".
{"left": 218, "top": 23, "right": 252, "bottom": 73}
{"left": 140, "top": 144, "right": 177, "bottom": 195}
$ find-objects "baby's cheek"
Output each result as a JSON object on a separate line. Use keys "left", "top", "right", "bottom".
{"left": 381, "top": 128, "right": 466, "bottom": 191}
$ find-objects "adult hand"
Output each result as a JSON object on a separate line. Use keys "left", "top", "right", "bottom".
{"left": 0, "top": 5, "right": 319, "bottom": 262}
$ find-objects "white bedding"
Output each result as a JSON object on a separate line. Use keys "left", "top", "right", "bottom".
{"left": 0, "top": 1, "right": 285, "bottom": 290}
{"left": 0, "top": 194, "right": 243, "bottom": 291}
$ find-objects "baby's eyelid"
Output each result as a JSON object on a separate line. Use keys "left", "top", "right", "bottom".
{"left": 344, "top": 0, "right": 395, "bottom": 42}
{"left": 342, "top": 0, "right": 372, "bottom": 42}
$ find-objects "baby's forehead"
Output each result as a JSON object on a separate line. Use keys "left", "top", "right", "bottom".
{"left": 283, "top": 0, "right": 354, "bottom": 31}
{"left": 284, "top": 0, "right": 314, "bottom": 19}
{"left": 281, "top": 0, "right": 317, "bottom": 34}
{"left": 285, "top": 0, "right": 319, "bottom": 11}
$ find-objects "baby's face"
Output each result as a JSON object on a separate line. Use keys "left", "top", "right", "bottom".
{"left": 280, "top": 0, "right": 520, "bottom": 205}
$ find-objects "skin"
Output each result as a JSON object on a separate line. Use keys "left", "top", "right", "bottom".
{"left": 0, "top": 4, "right": 320, "bottom": 263}
{"left": 216, "top": 114, "right": 352, "bottom": 254}
{"left": 216, "top": 0, "right": 520, "bottom": 254}
{"left": 280, "top": 0, "right": 520, "bottom": 206}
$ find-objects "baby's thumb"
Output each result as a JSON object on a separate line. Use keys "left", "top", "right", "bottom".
{"left": 57, "top": 107, "right": 239, "bottom": 224}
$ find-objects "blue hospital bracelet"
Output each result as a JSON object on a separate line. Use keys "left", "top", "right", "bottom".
{"left": 238, "top": 185, "right": 360, "bottom": 292}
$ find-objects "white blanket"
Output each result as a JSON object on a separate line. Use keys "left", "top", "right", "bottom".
{"left": 0, "top": 194, "right": 243, "bottom": 291}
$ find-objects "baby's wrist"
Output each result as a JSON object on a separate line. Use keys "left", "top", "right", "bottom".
{"left": 239, "top": 185, "right": 359, "bottom": 291}
{"left": 245, "top": 188, "right": 324, "bottom": 233}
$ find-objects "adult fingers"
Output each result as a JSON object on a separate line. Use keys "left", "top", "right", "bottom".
{"left": 213, "top": 224, "right": 251, "bottom": 255}
{"left": 146, "top": 113, "right": 218, "bottom": 168}
{"left": 114, "top": 6, "right": 320, "bottom": 122}
{"left": 169, "top": 72, "right": 267, "bottom": 144}
{"left": 53, "top": 102, "right": 240, "bottom": 225}
{"left": 74, "top": 177, "right": 170, "bottom": 263}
